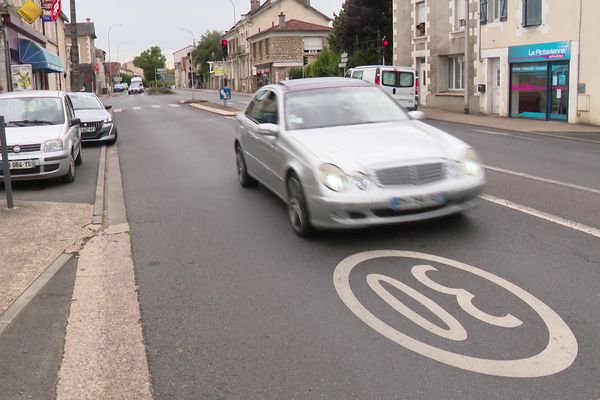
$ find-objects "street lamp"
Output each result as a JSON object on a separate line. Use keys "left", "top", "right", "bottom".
{"left": 226, "top": 0, "right": 237, "bottom": 25}
{"left": 182, "top": 29, "right": 196, "bottom": 101}
{"left": 107, "top": 24, "right": 123, "bottom": 93}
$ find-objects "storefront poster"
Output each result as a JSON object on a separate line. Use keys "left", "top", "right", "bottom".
{"left": 18, "top": 0, "right": 43, "bottom": 24}
{"left": 509, "top": 41, "right": 571, "bottom": 63}
{"left": 11, "top": 64, "right": 33, "bottom": 91}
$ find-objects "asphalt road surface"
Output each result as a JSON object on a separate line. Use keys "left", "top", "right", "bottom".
{"left": 111, "top": 90, "right": 600, "bottom": 399}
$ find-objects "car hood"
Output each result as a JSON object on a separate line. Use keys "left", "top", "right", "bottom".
{"left": 287, "top": 121, "right": 467, "bottom": 171}
{"left": 74, "top": 109, "right": 109, "bottom": 122}
{"left": 4, "top": 125, "right": 65, "bottom": 145}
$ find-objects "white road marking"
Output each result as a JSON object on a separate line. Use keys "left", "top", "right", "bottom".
{"left": 225, "top": 116, "right": 236, "bottom": 120}
{"left": 334, "top": 251, "right": 578, "bottom": 378}
{"left": 151, "top": 105, "right": 161, "bottom": 109}
{"left": 481, "top": 194, "right": 600, "bottom": 238}
{"left": 471, "top": 129, "right": 542, "bottom": 142}
{"left": 169, "top": 104, "right": 181, "bottom": 108}
{"left": 114, "top": 108, "right": 123, "bottom": 113}
{"left": 484, "top": 165, "right": 600, "bottom": 195}
{"left": 132, "top": 107, "right": 142, "bottom": 111}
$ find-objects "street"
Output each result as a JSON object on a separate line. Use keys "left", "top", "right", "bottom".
{"left": 101, "top": 90, "right": 600, "bottom": 399}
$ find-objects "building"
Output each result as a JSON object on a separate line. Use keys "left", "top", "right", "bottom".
{"left": 173, "top": 45, "right": 194, "bottom": 88}
{"left": 66, "top": 18, "right": 97, "bottom": 92}
{"left": 121, "top": 60, "right": 144, "bottom": 79}
{"left": 222, "top": 0, "right": 331, "bottom": 92}
{"left": 393, "top": 0, "right": 598, "bottom": 125}
{"left": 247, "top": 14, "right": 331, "bottom": 87}
{"left": 0, "top": 0, "right": 67, "bottom": 93}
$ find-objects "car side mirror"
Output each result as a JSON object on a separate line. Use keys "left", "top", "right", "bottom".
{"left": 105, "top": 104, "right": 113, "bottom": 110}
{"left": 408, "top": 111, "right": 425, "bottom": 120}
{"left": 257, "top": 123, "right": 279, "bottom": 137}
{"left": 71, "top": 118, "right": 81, "bottom": 126}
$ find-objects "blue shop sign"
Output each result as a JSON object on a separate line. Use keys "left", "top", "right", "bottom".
{"left": 509, "top": 41, "right": 571, "bottom": 63}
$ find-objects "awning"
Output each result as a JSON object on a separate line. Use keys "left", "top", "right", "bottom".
{"left": 19, "top": 39, "right": 64, "bottom": 73}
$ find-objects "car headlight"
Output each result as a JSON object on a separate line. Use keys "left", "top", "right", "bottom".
{"left": 44, "top": 139, "right": 64, "bottom": 152}
{"left": 462, "top": 148, "right": 482, "bottom": 176}
{"left": 103, "top": 117, "right": 113, "bottom": 124}
{"left": 351, "top": 172, "right": 371, "bottom": 191}
{"left": 318, "top": 164, "right": 347, "bottom": 192}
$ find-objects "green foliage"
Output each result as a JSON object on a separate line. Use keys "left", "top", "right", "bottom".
{"left": 193, "top": 30, "right": 223, "bottom": 84}
{"left": 304, "top": 48, "right": 343, "bottom": 78}
{"left": 147, "top": 87, "right": 174, "bottom": 95}
{"left": 288, "top": 67, "right": 304, "bottom": 79}
{"left": 330, "top": 0, "right": 393, "bottom": 66}
{"left": 133, "top": 46, "right": 166, "bottom": 83}
{"left": 119, "top": 73, "right": 133, "bottom": 85}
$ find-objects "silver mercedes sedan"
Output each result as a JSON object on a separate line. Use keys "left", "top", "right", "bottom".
{"left": 234, "top": 78, "right": 485, "bottom": 236}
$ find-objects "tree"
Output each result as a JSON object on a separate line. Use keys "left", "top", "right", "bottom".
{"left": 133, "top": 46, "right": 166, "bottom": 83}
{"left": 305, "top": 48, "right": 343, "bottom": 78}
{"left": 330, "top": 0, "right": 393, "bottom": 67}
{"left": 192, "top": 30, "right": 223, "bottom": 86}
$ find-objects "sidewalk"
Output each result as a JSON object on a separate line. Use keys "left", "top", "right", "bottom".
{"left": 421, "top": 106, "right": 600, "bottom": 141}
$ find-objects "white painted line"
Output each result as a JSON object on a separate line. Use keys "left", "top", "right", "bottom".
{"left": 114, "top": 108, "right": 123, "bottom": 113}
{"left": 225, "top": 116, "right": 236, "bottom": 120}
{"left": 132, "top": 106, "right": 142, "bottom": 111}
{"left": 485, "top": 165, "right": 600, "bottom": 195}
{"left": 480, "top": 194, "right": 600, "bottom": 238}
{"left": 471, "top": 129, "right": 542, "bottom": 142}
{"left": 169, "top": 104, "right": 181, "bottom": 108}
{"left": 151, "top": 105, "right": 161, "bottom": 109}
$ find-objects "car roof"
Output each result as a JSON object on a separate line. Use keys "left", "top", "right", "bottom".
{"left": 276, "top": 77, "right": 371, "bottom": 93}
{"left": 69, "top": 92, "right": 99, "bottom": 97}
{"left": 0, "top": 90, "right": 65, "bottom": 99}
{"left": 351, "top": 65, "right": 416, "bottom": 71}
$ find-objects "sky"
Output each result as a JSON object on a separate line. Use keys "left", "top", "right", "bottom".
{"left": 64, "top": 0, "right": 344, "bottom": 66}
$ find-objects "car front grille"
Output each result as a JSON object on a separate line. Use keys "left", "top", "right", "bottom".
{"left": 81, "top": 121, "right": 104, "bottom": 138}
{"left": 375, "top": 162, "right": 445, "bottom": 186}
{"left": 6, "top": 144, "right": 41, "bottom": 153}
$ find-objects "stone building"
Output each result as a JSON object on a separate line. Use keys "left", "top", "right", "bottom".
{"left": 66, "top": 18, "right": 97, "bottom": 92}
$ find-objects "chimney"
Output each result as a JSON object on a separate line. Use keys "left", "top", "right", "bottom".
{"left": 250, "top": 0, "right": 260, "bottom": 13}
{"left": 86, "top": 18, "right": 90, "bottom": 23}
{"left": 279, "top": 12, "right": 286, "bottom": 28}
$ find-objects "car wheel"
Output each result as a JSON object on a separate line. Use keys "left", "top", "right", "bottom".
{"left": 63, "top": 153, "right": 76, "bottom": 183}
{"left": 74, "top": 143, "right": 83, "bottom": 166}
{"left": 107, "top": 129, "right": 118, "bottom": 145}
{"left": 235, "top": 145, "right": 256, "bottom": 187}
{"left": 286, "top": 173, "right": 314, "bottom": 237}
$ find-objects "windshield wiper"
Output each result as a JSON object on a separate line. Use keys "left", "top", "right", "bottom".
{"left": 7, "top": 120, "right": 56, "bottom": 126}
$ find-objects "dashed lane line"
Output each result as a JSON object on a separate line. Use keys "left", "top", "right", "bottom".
{"left": 114, "top": 108, "right": 123, "bottom": 113}
{"left": 151, "top": 105, "right": 161, "bottom": 109}
{"left": 169, "top": 104, "right": 181, "bottom": 108}
{"left": 480, "top": 194, "right": 600, "bottom": 239}
{"left": 132, "top": 107, "right": 142, "bottom": 111}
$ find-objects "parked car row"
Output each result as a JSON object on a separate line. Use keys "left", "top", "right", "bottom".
{"left": 113, "top": 83, "right": 128, "bottom": 92}
{"left": 0, "top": 90, "right": 117, "bottom": 184}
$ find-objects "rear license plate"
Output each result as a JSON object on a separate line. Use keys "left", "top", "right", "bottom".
{"left": 81, "top": 127, "right": 96, "bottom": 133}
{"left": 390, "top": 193, "right": 447, "bottom": 211}
{"left": 9, "top": 159, "right": 35, "bottom": 170}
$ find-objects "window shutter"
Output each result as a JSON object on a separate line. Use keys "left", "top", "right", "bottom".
{"left": 480, "top": 0, "right": 488, "bottom": 24}
{"left": 500, "top": 0, "right": 508, "bottom": 21}
{"left": 523, "top": 0, "right": 542, "bottom": 27}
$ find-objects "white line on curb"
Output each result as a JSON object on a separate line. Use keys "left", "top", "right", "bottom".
{"left": 480, "top": 194, "right": 600, "bottom": 239}
{"left": 485, "top": 165, "right": 600, "bottom": 195}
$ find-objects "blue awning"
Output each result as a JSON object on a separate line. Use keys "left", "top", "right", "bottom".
{"left": 19, "top": 39, "right": 65, "bottom": 73}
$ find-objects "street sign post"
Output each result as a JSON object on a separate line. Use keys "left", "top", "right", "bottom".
{"left": 0, "top": 116, "right": 15, "bottom": 209}
{"left": 220, "top": 87, "right": 232, "bottom": 108}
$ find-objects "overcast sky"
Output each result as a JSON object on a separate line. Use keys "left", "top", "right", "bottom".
{"left": 64, "top": 0, "right": 344, "bottom": 66}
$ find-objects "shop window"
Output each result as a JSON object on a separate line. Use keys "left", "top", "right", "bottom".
{"left": 415, "top": 2, "right": 426, "bottom": 37}
{"left": 447, "top": 55, "right": 464, "bottom": 90}
{"left": 510, "top": 63, "right": 547, "bottom": 119}
{"left": 522, "top": 0, "right": 542, "bottom": 27}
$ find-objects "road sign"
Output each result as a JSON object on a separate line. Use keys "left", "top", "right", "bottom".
{"left": 338, "top": 63, "right": 347, "bottom": 68}
{"left": 220, "top": 87, "right": 232, "bottom": 100}
{"left": 42, "top": 14, "right": 52, "bottom": 22}
{"left": 341, "top": 52, "right": 348, "bottom": 63}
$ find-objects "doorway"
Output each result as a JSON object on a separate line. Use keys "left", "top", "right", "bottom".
{"left": 489, "top": 58, "right": 501, "bottom": 114}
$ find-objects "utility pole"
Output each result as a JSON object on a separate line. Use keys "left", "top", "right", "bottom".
{"left": 464, "top": 0, "right": 470, "bottom": 114}
{"left": 69, "top": 0, "right": 80, "bottom": 91}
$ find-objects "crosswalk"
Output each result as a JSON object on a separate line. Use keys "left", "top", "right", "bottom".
{"left": 114, "top": 104, "right": 181, "bottom": 113}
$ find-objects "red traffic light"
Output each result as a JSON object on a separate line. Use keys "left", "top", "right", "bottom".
{"left": 382, "top": 38, "right": 390, "bottom": 47}
{"left": 221, "top": 39, "right": 228, "bottom": 47}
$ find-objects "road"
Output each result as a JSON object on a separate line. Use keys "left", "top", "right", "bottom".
{"left": 108, "top": 90, "right": 599, "bottom": 399}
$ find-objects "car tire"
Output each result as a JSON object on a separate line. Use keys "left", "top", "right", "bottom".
{"left": 63, "top": 153, "right": 76, "bottom": 184}
{"left": 235, "top": 145, "right": 256, "bottom": 187}
{"left": 286, "top": 173, "right": 314, "bottom": 237}
{"left": 74, "top": 143, "right": 83, "bottom": 166}
{"left": 107, "top": 129, "right": 118, "bottom": 145}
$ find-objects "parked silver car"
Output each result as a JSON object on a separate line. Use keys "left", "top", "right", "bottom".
{"left": 0, "top": 90, "right": 82, "bottom": 183}
{"left": 70, "top": 92, "right": 117, "bottom": 144}
{"left": 234, "top": 78, "right": 486, "bottom": 236}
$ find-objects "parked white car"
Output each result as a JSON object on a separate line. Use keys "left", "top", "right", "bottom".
{"left": 0, "top": 90, "right": 82, "bottom": 183}
{"left": 345, "top": 65, "right": 419, "bottom": 110}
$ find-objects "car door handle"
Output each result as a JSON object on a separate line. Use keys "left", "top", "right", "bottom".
{"left": 393, "top": 88, "right": 397, "bottom": 95}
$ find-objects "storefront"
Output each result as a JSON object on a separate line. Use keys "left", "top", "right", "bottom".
{"left": 509, "top": 41, "right": 571, "bottom": 121}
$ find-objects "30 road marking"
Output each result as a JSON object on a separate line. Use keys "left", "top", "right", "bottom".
{"left": 481, "top": 194, "right": 600, "bottom": 238}
{"left": 132, "top": 107, "right": 142, "bottom": 111}
{"left": 334, "top": 251, "right": 578, "bottom": 378}
{"left": 485, "top": 165, "right": 600, "bottom": 195}
{"left": 471, "top": 129, "right": 542, "bottom": 142}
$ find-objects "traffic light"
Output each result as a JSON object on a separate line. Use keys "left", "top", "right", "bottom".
{"left": 303, "top": 55, "right": 309, "bottom": 66}
{"left": 221, "top": 39, "right": 228, "bottom": 59}
{"left": 382, "top": 36, "right": 390, "bottom": 48}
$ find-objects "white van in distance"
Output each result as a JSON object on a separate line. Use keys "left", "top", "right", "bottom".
{"left": 345, "top": 65, "right": 418, "bottom": 110}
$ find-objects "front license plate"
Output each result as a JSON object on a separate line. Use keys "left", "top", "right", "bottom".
{"left": 9, "top": 159, "right": 35, "bottom": 170}
{"left": 390, "top": 193, "right": 447, "bottom": 211}
{"left": 81, "top": 127, "right": 96, "bottom": 133}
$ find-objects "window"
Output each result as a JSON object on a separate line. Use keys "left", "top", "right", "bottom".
{"left": 265, "top": 39, "right": 269, "bottom": 57}
{"left": 382, "top": 71, "right": 415, "bottom": 88}
{"left": 483, "top": 0, "right": 507, "bottom": 22}
{"left": 455, "top": 0, "right": 466, "bottom": 29}
{"left": 415, "top": 2, "right": 426, "bottom": 36}
{"left": 351, "top": 70, "right": 364, "bottom": 80}
{"left": 247, "top": 91, "right": 279, "bottom": 125}
{"left": 523, "top": 0, "right": 542, "bottom": 27}
{"left": 447, "top": 55, "right": 464, "bottom": 90}
{"left": 480, "top": 0, "right": 488, "bottom": 24}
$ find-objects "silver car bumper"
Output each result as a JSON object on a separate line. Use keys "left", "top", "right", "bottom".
{"left": 81, "top": 123, "right": 115, "bottom": 143}
{"left": 306, "top": 178, "right": 485, "bottom": 229}
{"left": 0, "top": 151, "right": 71, "bottom": 181}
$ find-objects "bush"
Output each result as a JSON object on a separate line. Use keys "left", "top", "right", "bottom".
{"left": 147, "top": 87, "right": 174, "bottom": 95}
{"left": 288, "top": 67, "right": 304, "bottom": 79}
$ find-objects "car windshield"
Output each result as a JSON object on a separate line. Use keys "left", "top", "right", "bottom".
{"left": 130, "top": 82, "right": 142, "bottom": 88}
{"left": 0, "top": 97, "right": 65, "bottom": 126}
{"left": 285, "top": 86, "right": 409, "bottom": 130}
{"left": 71, "top": 95, "right": 104, "bottom": 110}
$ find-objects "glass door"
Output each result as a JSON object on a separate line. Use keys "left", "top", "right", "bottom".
{"left": 549, "top": 63, "right": 569, "bottom": 121}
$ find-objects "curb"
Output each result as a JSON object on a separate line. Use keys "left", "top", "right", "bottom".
{"left": 189, "top": 103, "right": 238, "bottom": 117}
{"left": 92, "top": 145, "right": 107, "bottom": 225}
